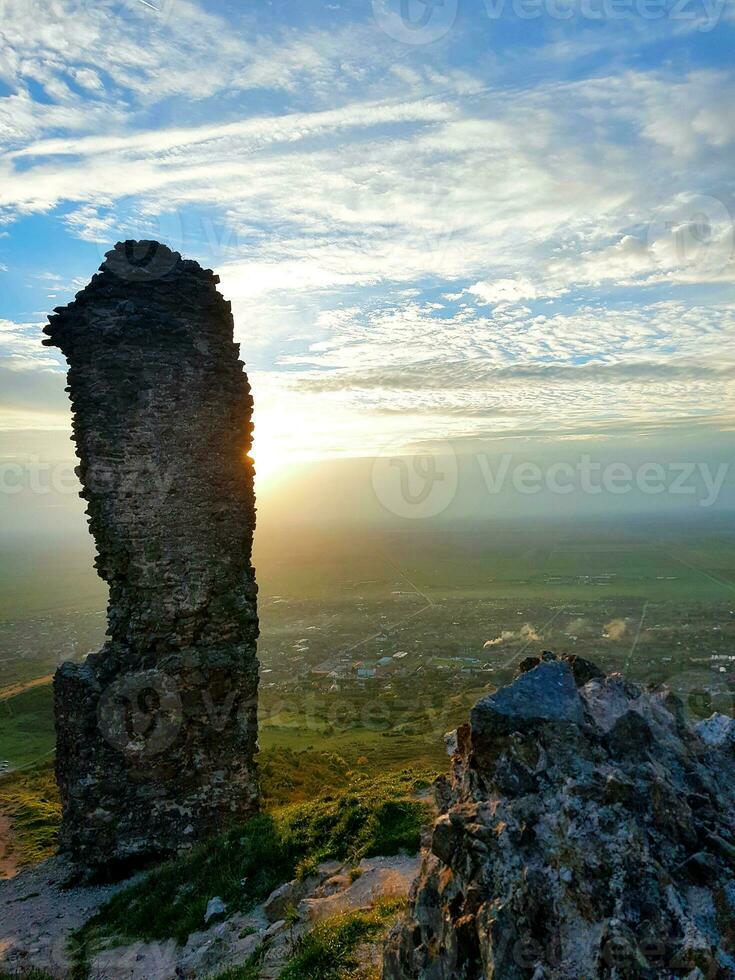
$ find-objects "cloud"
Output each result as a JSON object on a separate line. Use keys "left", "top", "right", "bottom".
{"left": 0, "top": 319, "right": 62, "bottom": 372}
{"left": 0, "top": 320, "right": 70, "bottom": 428}
{"left": 0, "top": 0, "right": 338, "bottom": 115}
{"left": 468, "top": 278, "right": 541, "bottom": 306}
{"left": 8, "top": 98, "right": 453, "bottom": 162}
{"left": 258, "top": 296, "right": 735, "bottom": 453}
{"left": 547, "top": 194, "right": 734, "bottom": 290}
{"left": 297, "top": 358, "right": 735, "bottom": 393}
{"left": 1, "top": 60, "right": 733, "bottom": 303}
{"left": 1, "top": 2, "right": 734, "bottom": 463}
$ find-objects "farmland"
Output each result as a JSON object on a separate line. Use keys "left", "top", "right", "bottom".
{"left": 2, "top": 514, "right": 734, "bottom": 776}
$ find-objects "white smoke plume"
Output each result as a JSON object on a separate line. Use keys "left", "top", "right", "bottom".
{"left": 484, "top": 624, "right": 540, "bottom": 649}
{"left": 603, "top": 618, "right": 628, "bottom": 641}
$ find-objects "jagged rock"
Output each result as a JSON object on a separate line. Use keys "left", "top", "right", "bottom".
{"left": 264, "top": 877, "right": 315, "bottom": 923}
{"left": 697, "top": 713, "right": 735, "bottom": 749}
{"left": 81, "top": 856, "right": 419, "bottom": 979}
{"left": 384, "top": 654, "right": 735, "bottom": 979}
{"left": 205, "top": 896, "right": 227, "bottom": 924}
{"left": 43, "top": 241, "right": 259, "bottom": 875}
{"left": 300, "top": 855, "right": 422, "bottom": 922}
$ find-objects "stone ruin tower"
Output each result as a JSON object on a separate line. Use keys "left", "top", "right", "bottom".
{"left": 43, "top": 241, "right": 259, "bottom": 874}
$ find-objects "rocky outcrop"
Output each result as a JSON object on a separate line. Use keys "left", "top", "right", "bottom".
{"left": 43, "top": 241, "right": 259, "bottom": 875}
{"left": 87, "top": 856, "right": 420, "bottom": 979}
{"left": 384, "top": 654, "right": 735, "bottom": 978}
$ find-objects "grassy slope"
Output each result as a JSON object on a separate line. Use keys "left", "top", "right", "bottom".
{"left": 0, "top": 684, "right": 55, "bottom": 772}
{"left": 279, "top": 899, "right": 403, "bottom": 980}
{"left": 70, "top": 770, "right": 433, "bottom": 976}
{"left": 0, "top": 764, "right": 59, "bottom": 868}
{"left": 0, "top": 758, "right": 434, "bottom": 978}
{"left": 0, "top": 715, "right": 442, "bottom": 872}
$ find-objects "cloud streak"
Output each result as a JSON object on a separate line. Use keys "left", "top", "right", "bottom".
{"left": 0, "top": 1, "right": 734, "bottom": 465}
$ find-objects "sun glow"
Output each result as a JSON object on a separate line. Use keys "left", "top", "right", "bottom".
{"left": 248, "top": 440, "right": 287, "bottom": 486}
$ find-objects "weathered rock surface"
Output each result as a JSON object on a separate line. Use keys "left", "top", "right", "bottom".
{"left": 384, "top": 654, "right": 735, "bottom": 979}
{"left": 43, "top": 241, "right": 259, "bottom": 874}
{"left": 86, "top": 855, "right": 420, "bottom": 979}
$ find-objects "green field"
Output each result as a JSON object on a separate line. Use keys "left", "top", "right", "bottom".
{"left": 255, "top": 519, "right": 735, "bottom": 603}
{"left": 2, "top": 517, "right": 735, "bottom": 774}
{"left": 0, "top": 684, "right": 55, "bottom": 772}
{"left": 1, "top": 515, "right": 734, "bottom": 875}
{"left": 0, "top": 685, "right": 455, "bottom": 776}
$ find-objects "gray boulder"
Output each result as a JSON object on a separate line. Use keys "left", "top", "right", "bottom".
{"left": 384, "top": 654, "right": 735, "bottom": 979}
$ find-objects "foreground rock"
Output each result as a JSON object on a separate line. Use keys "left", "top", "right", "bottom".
{"left": 43, "top": 241, "right": 259, "bottom": 875}
{"left": 384, "top": 654, "right": 735, "bottom": 979}
{"left": 88, "top": 855, "right": 420, "bottom": 979}
{"left": 0, "top": 853, "right": 418, "bottom": 978}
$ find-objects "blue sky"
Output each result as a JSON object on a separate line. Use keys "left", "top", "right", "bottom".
{"left": 1, "top": 0, "right": 734, "bottom": 477}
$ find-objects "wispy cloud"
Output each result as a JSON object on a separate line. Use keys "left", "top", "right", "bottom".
{"left": 0, "top": 0, "right": 733, "bottom": 463}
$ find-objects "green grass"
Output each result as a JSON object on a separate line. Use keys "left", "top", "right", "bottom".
{"left": 0, "top": 684, "right": 55, "bottom": 771}
{"left": 0, "top": 682, "right": 448, "bottom": 795}
{"left": 0, "top": 736, "right": 433, "bottom": 882}
{"left": 260, "top": 738, "right": 446, "bottom": 804}
{"left": 70, "top": 770, "right": 432, "bottom": 975}
{"left": 279, "top": 899, "right": 404, "bottom": 980}
{"left": 0, "top": 762, "right": 59, "bottom": 867}
{"left": 258, "top": 746, "right": 353, "bottom": 806}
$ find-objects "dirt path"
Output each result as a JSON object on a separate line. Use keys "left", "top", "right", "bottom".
{"left": 0, "top": 857, "right": 136, "bottom": 977}
{"left": 0, "top": 814, "right": 17, "bottom": 881}
{"left": 0, "top": 675, "right": 53, "bottom": 702}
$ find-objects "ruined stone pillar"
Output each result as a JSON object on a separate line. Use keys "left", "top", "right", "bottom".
{"left": 43, "top": 241, "right": 259, "bottom": 874}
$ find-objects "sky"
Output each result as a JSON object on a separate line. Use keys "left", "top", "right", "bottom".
{"left": 0, "top": 0, "right": 734, "bottom": 510}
